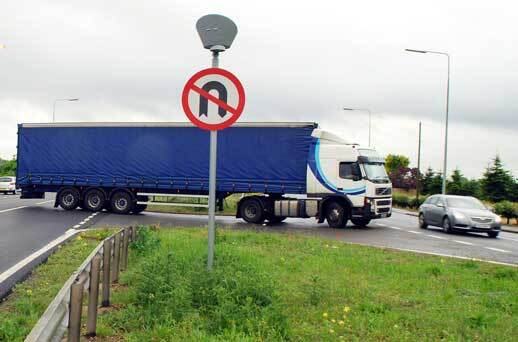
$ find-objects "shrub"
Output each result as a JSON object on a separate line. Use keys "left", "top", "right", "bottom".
{"left": 392, "top": 194, "right": 410, "bottom": 208}
{"left": 493, "top": 201, "right": 518, "bottom": 224}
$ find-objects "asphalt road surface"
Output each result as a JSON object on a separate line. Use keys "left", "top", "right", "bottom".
{"left": 1, "top": 194, "right": 517, "bottom": 276}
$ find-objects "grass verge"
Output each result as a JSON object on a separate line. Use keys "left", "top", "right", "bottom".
{"left": 97, "top": 227, "right": 518, "bottom": 341}
{"left": 146, "top": 193, "right": 241, "bottom": 216}
{"left": 0, "top": 229, "right": 112, "bottom": 341}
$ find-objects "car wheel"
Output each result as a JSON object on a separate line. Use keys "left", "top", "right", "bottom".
{"left": 58, "top": 187, "right": 80, "bottom": 210}
{"left": 351, "top": 218, "right": 371, "bottom": 227}
{"left": 326, "top": 202, "right": 348, "bottom": 228}
{"left": 240, "top": 198, "right": 265, "bottom": 224}
{"left": 110, "top": 190, "right": 134, "bottom": 215}
{"left": 488, "top": 231, "right": 499, "bottom": 238}
{"left": 418, "top": 214, "right": 428, "bottom": 229}
{"left": 442, "top": 217, "right": 452, "bottom": 234}
{"left": 83, "top": 188, "right": 105, "bottom": 212}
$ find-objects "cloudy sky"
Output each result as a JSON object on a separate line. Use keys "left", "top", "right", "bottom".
{"left": 1, "top": 0, "right": 516, "bottom": 178}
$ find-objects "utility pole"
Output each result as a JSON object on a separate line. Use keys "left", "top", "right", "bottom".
{"left": 416, "top": 122, "right": 422, "bottom": 203}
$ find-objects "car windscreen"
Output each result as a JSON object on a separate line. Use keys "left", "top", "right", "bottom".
{"left": 0, "top": 177, "right": 13, "bottom": 182}
{"left": 445, "top": 197, "right": 486, "bottom": 210}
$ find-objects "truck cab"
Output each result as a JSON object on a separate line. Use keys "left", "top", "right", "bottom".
{"left": 306, "top": 129, "right": 392, "bottom": 227}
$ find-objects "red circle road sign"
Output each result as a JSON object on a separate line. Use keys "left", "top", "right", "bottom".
{"left": 182, "top": 68, "right": 245, "bottom": 131}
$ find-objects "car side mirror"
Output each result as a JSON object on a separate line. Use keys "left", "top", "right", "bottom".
{"left": 436, "top": 203, "right": 444, "bottom": 208}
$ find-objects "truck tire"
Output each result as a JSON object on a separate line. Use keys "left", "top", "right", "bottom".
{"left": 351, "top": 218, "right": 371, "bottom": 227}
{"left": 83, "top": 188, "right": 105, "bottom": 212}
{"left": 58, "top": 187, "right": 80, "bottom": 211}
{"left": 325, "top": 201, "right": 348, "bottom": 228}
{"left": 110, "top": 190, "right": 134, "bottom": 215}
{"left": 240, "top": 198, "right": 265, "bottom": 224}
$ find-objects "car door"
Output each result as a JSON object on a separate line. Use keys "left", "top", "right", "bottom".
{"left": 421, "top": 196, "right": 436, "bottom": 223}
{"left": 429, "top": 197, "right": 447, "bottom": 225}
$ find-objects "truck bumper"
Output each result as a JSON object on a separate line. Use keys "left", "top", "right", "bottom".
{"left": 351, "top": 199, "right": 392, "bottom": 220}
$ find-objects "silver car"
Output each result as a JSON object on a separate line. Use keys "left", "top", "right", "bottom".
{"left": 0, "top": 176, "right": 17, "bottom": 195}
{"left": 418, "top": 195, "right": 501, "bottom": 238}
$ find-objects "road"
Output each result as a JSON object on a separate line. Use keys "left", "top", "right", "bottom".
{"left": 1, "top": 194, "right": 517, "bottom": 277}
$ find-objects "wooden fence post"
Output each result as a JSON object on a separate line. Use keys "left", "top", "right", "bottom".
{"left": 86, "top": 255, "right": 101, "bottom": 337}
{"left": 68, "top": 280, "right": 84, "bottom": 342}
{"left": 112, "top": 233, "right": 121, "bottom": 282}
{"left": 102, "top": 239, "right": 112, "bottom": 307}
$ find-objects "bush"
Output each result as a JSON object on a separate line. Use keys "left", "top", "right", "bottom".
{"left": 392, "top": 194, "right": 410, "bottom": 208}
{"left": 493, "top": 201, "right": 518, "bottom": 224}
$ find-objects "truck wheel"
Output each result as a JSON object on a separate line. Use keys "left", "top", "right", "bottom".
{"left": 351, "top": 218, "right": 371, "bottom": 227}
{"left": 326, "top": 202, "right": 347, "bottom": 228}
{"left": 58, "top": 188, "right": 80, "bottom": 211}
{"left": 240, "top": 198, "right": 265, "bottom": 224}
{"left": 268, "top": 216, "right": 287, "bottom": 224}
{"left": 83, "top": 189, "right": 105, "bottom": 212}
{"left": 110, "top": 190, "right": 134, "bottom": 215}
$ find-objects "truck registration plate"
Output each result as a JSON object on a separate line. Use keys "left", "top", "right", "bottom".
{"left": 380, "top": 213, "right": 387, "bottom": 218}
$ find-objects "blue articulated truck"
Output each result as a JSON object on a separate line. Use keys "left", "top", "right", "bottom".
{"left": 16, "top": 122, "right": 392, "bottom": 228}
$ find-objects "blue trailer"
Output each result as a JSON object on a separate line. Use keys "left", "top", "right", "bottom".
{"left": 17, "top": 122, "right": 392, "bottom": 227}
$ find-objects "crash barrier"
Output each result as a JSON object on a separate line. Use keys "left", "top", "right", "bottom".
{"left": 25, "top": 226, "right": 137, "bottom": 342}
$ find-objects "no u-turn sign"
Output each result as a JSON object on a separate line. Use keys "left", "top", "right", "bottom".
{"left": 182, "top": 67, "right": 245, "bottom": 130}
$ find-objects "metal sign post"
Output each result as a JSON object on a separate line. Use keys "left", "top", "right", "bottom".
{"left": 207, "top": 51, "right": 219, "bottom": 270}
{"left": 182, "top": 14, "right": 242, "bottom": 270}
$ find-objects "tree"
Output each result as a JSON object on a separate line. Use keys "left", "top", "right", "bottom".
{"left": 385, "top": 154, "right": 410, "bottom": 175}
{"left": 447, "top": 168, "right": 466, "bottom": 195}
{"left": 389, "top": 166, "right": 418, "bottom": 190}
{"left": 0, "top": 158, "right": 16, "bottom": 176}
{"left": 480, "top": 155, "right": 514, "bottom": 202}
{"left": 421, "top": 167, "right": 442, "bottom": 195}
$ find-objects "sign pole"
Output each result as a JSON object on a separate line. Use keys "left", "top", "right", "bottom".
{"left": 207, "top": 50, "right": 219, "bottom": 270}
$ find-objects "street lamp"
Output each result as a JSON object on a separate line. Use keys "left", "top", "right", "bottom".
{"left": 52, "top": 98, "right": 79, "bottom": 122}
{"left": 343, "top": 107, "right": 372, "bottom": 147}
{"left": 405, "top": 48, "right": 450, "bottom": 195}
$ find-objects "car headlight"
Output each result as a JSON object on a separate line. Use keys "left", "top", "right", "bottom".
{"left": 494, "top": 215, "right": 501, "bottom": 224}
{"left": 453, "top": 212, "right": 467, "bottom": 221}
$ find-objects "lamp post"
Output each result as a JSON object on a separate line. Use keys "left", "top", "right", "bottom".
{"left": 405, "top": 48, "right": 450, "bottom": 194}
{"left": 343, "top": 107, "right": 372, "bottom": 147}
{"left": 52, "top": 98, "right": 79, "bottom": 122}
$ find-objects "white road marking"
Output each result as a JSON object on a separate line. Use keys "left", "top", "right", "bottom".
{"left": 426, "top": 234, "right": 446, "bottom": 240}
{"left": 485, "top": 247, "right": 511, "bottom": 253}
{"left": 408, "top": 230, "right": 422, "bottom": 234}
{"left": 500, "top": 236, "right": 518, "bottom": 242}
{"left": 387, "top": 226, "right": 401, "bottom": 230}
{"left": 360, "top": 244, "right": 517, "bottom": 268}
{"left": 0, "top": 229, "right": 80, "bottom": 284}
{"left": 36, "top": 200, "right": 53, "bottom": 205}
{"left": 84, "top": 217, "right": 90, "bottom": 222}
{"left": 453, "top": 240, "right": 475, "bottom": 246}
{"left": 73, "top": 224, "right": 81, "bottom": 229}
{"left": 0, "top": 206, "right": 28, "bottom": 214}
{"left": 79, "top": 221, "right": 86, "bottom": 225}
{"left": 376, "top": 223, "right": 387, "bottom": 227}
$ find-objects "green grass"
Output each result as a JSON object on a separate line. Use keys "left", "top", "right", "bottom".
{"left": 0, "top": 229, "right": 113, "bottom": 341}
{"left": 96, "top": 227, "right": 518, "bottom": 341}
{"left": 146, "top": 193, "right": 241, "bottom": 216}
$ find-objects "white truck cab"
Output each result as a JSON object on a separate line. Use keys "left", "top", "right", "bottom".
{"left": 305, "top": 129, "right": 392, "bottom": 227}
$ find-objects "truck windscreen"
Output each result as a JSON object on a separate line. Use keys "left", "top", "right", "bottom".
{"left": 362, "top": 163, "right": 390, "bottom": 183}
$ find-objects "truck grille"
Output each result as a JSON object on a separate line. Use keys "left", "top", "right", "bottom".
{"left": 376, "top": 187, "right": 392, "bottom": 196}
{"left": 378, "top": 207, "right": 390, "bottom": 213}
{"left": 377, "top": 200, "right": 391, "bottom": 206}
{"left": 471, "top": 217, "right": 492, "bottom": 224}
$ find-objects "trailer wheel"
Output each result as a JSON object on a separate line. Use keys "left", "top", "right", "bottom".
{"left": 83, "top": 188, "right": 105, "bottom": 212}
{"left": 351, "top": 218, "right": 371, "bottom": 227}
{"left": 110, "top": 190, "right": 134, "bottom": 215}
{"left": 58, "top": 187, "right": 80, "bottom": 211}
{"left": 325, "top": 201, "right": 348, "bottom": 228}
{"left": 240, "top": 198, "right": 265, "bottom": 224}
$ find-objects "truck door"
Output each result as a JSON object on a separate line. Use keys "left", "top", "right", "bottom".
{"left": 336, "top": 161, "right": 364, "bottom": 199}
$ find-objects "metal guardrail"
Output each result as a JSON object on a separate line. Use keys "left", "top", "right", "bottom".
{"left": 137, "top": 192, "right": 209, "bottom": 208}
{"left": 25, "top": 226, "right": 137, "bottom": 342}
